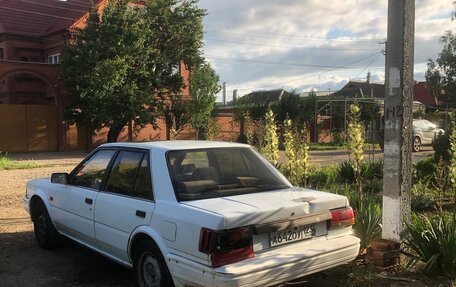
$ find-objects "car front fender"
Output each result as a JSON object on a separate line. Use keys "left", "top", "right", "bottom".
{"left": 27, "top": 180, "right": 54, "bottom": 219}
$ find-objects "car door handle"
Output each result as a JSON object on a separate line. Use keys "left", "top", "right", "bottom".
{"left": 136, "top": 210, "right": 146, "bottom": 218}
{"left": 85, "top": 198, "right": 93, "bottom": 205}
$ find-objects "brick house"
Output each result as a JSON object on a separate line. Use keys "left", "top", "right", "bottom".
{"left": 0, "top": 0, "right": 193, "bottom": 152}
{"left": 413, "top": 81, "right": 442, "bottom": 107}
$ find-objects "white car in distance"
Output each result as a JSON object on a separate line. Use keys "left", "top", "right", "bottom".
{"left": 24, "top": 141, "right": 360, "bottom": 287}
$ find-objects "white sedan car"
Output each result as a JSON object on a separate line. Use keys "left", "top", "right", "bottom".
{"left": 24, "top": 141, "right": 360, "bottom": 287}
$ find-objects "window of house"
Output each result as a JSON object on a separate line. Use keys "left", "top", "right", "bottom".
{"left": 48, "top": 53, "right": 61, "bottom": 64}
{"left": 0, "top": 48, "right": 3, "bottom": 60}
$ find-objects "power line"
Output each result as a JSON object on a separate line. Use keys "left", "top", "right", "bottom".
{"left": 205, "top": 55, "right": 377, "bottom": 69}
{"left": 351, "top": 53, "right": 383, "bottom": 80}
{"left": 221, "top": 51, "right": 382, "bottom": 93}
{"left": 2, "top": 4, "right": 382, "bottom": 57}
{"left": 204, "top": 29, "right": 384, "bottom": 43}
{"left": 204, "top": 38, "right": 377, "bottom": 51}
{"left": 6, "top": 2, "right": 386, "bottom": 45}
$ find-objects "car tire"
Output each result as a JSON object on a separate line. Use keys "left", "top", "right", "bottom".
{"left": 413, "top": 136, "right": 421, "bottom": 152}
{"left": 33, "top": 200, "right": 60, "bottom": 249}
{"left": 133, "top": 240, "right": 173, "bottom": 287}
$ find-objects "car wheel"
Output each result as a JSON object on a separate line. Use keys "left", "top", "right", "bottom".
{"left": 133, "top": 240, "right": 173, "bottom": 287}
{"left": 33, "top": 200, "right": 60, "bottom": 249}
{"left": 413, "top": 136, "right": 421, "bottom": 152}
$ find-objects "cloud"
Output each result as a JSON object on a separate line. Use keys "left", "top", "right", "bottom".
{"left": 199, "top": 0, "right": 454, "bottom": 96}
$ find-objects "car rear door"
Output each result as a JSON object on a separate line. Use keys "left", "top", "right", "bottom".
{"left": 422, "top": 120, "right": 437, "bottom": 144}
{"left": 94, "top": 149, "right": 155, "bottom": 263}
{"left": 52, "top": 149, "right": 116, "bottom": 247}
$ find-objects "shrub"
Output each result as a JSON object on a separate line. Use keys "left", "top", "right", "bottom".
{"left": 414, "top": 157, "right": 436, "bottom": 184}
{"left": 411, "top": 181, "right": 438, "bottom": 211}
{"left": 260, "top": 108, "right": 279, "bottom": 166}
{"left": 334, "top": 187, "right": 382, "bottom": 249}
{"left": 282, "top": 118, "right": 310, "bottom": 187}
{"left": 354, "top": 199, "right": 382, "bottom": 249}
{"left": 337, "top": 160, "right": 383, "bottom": 185}
{"left": 307, "top": 165, "right": 339, "bottom": 190}
{"left": 363, "top": 179, "right": 383, "bottom": 194}
{"left": 433, "top": 132, "right": 450, "bottom": 162}
{"left": 347, "top": 103, "right": 365, "bottom": 196}
{"left": 403, "top": 213, "right": 456, "bottom": 279}
{"left": 337, "top": 161, "right": 355, "bottom": 183}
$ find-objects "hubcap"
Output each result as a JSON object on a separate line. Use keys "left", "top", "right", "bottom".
{"left": 37, "top": 213, "right": 48, "bottom": 239}
{"left": 414, "top": 138, "right": 420, "bottom": 150}
{"left": 142, "top": 253, "right": 161, "bottom": 286}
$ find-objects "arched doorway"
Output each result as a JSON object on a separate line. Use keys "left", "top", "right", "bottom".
{"left": 0, "top": 70, "right": 59, "bottom": 152}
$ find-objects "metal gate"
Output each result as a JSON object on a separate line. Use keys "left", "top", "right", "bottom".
{"left": 0, "top": 104, "right": 57, "bottom": 152}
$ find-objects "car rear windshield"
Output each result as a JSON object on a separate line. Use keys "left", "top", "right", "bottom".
{"left": 166, "top": 147, "right": 291, "bottom": 201}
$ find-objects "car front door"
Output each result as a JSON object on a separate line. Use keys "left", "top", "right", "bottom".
{"left": 94, "top": 149, "right": 156, "bottom": 263}
{"left": 52, "top": 149, "right": 116, "bottom": 247}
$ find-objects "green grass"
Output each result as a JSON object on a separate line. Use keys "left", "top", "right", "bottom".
{"left": 308, "top": 143, "right": 381, "bottom": 151}
{"left": 0, "top": 153, "right": 42, "bottom": 170}
{"left": 308, "top": 143, "right": 347, "bottom": 150}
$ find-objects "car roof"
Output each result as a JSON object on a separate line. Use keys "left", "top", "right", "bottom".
{"left": 99, "top": 140, "right": 251, "bottom": 152}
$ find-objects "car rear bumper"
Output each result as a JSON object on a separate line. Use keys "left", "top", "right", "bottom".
{"left": 167, "top": 235, "right": 360, "bottom": 287}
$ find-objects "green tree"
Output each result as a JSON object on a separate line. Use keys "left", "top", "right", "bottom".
{"left": 189, "top": 62, "right": 220, "bottom": 139}
{"left": 64, "top": 0, "right": 205, "bottom": 143}
{"left": 275, "top": 91, "right": 316, "bottom": 129}
{"left": 426, "top": 31, "right": 456, "bottom": 107}
{"left": 162, "top": 94, "right": 191, "bottom": 140}
{"left": 234, "top": 90, "right": 316, "bottom": 142}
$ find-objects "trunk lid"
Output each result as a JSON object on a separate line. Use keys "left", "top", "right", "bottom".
{"left": 182, "top": 187, "right": 348, "bottom": 229}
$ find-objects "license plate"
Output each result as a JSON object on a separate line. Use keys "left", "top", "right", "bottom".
{"left": 269, "top": 224, "right": 316, "bottom": 247}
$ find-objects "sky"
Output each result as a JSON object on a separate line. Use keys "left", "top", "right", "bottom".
{"left": 197, "top": 0, "right": 455, "bottom": 101}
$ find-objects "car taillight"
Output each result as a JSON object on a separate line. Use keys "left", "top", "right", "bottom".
{"left": 329, "top": 206, "right": 355, "bottom": 229}
{"left": 199, "top": 226, "right": 254, "bottom": 268}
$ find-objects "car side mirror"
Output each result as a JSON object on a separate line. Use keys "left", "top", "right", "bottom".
{"left": 51, "top": 173, "right": 69, "bottom": 184}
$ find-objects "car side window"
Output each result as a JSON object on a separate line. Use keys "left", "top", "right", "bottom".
{"left": 70, "top": 149, "right": 116, "bottom": 190}
{"left": 105, "top": 150, "right": 153, "bottom": 200}
{"left": 414, "top": 120, "right": 425, "bottom": 129}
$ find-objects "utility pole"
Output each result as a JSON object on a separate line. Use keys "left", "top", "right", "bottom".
{"left": 382, "top": 0, "right": 415, "bottom": 241}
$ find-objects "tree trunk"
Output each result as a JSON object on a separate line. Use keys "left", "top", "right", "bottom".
{"left": 107, "top": 125, "right": 123, "bottom": 143}
{"left": 165, "top": 124, "right": 171, "bottom": 140}
{"left": 86, "top": 125, "right": 93, "bottom": 151}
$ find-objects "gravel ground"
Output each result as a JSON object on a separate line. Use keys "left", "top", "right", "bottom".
{"left": 0, "top": 159, "right": 133, "bottom": 287}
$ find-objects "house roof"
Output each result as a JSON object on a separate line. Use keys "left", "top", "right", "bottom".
{"left": 0, "top": 0, "right": 103, "bottom": 37}
{"left": 242, "top": 88, "right": 290, "bottom": 102}
{"left": 330, "top": 81, "right": 385, "bottom": 98}
{"left": 414, "top": 81, "right": 440, "bottom": 106}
